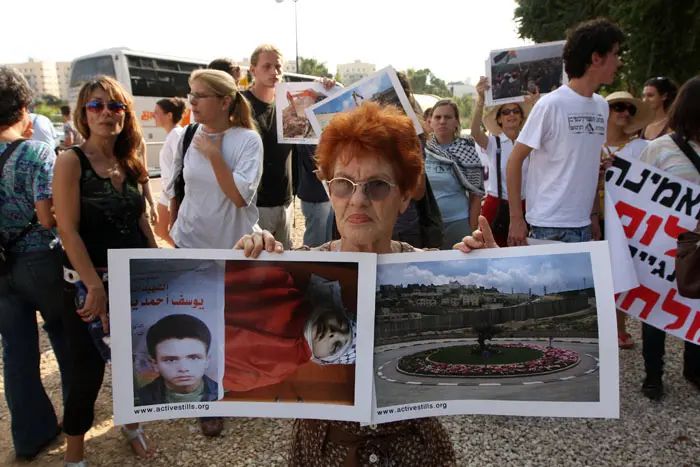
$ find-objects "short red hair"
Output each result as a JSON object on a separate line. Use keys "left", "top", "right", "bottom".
{"left": 315, "top": 102, "right": 423, "bottom": 194}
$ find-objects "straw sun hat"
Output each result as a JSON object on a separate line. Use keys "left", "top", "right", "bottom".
{"left": 483, "top": 101, "right": 533, "bottom": 136}
{"left": 605, "top": 91, "right": 653, "bottom": 134}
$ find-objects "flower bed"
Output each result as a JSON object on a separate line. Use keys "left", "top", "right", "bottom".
{"left": 397, "top": 344, "right": 579, "bottom": 377}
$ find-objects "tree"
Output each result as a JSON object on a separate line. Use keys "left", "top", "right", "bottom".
{"left": 473, "top": 322, "right": 502, "bottom": 353}
{"left": 334, "top": 70, "right": 343, "bottom": 85}
{"left": 513, "top": 0, "right": 700, "bottom": 91}
{"left": 454, "top": 95, "right": 475, "bottom": 129}
{"left": 404, "top": 68, "right": 452, "bottom": 97}
{"left": 297, "top": 57, "right": 332, "bottom": 78}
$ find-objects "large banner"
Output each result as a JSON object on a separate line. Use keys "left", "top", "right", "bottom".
{"left": 369, "top": 243, "right": 619, "bottom": 424}
{"left": 109, "top": 249, "right": 377, "bottom": 425}
{"left": 605, "top": 156, "right": 700, "bottom": 344}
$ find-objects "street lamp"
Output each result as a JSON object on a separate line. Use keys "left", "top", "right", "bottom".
{"left": 275, "top": 0, "right": 300, "bottom": 73}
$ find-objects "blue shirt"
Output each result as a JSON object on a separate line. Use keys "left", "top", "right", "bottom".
{"left": 0, "top": 140, "right": 57, "bottom": 252}
{"left": 424, "top": 151, "right": 469, "bottom": 223}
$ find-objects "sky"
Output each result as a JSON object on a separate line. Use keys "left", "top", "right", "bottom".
{"left": 377, "top": 253, "right": 595, "bottom": 294}
{"left": 2, "top": 0, "right": 531, "bottom": 84}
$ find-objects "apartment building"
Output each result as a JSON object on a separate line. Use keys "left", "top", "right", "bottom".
{"left": 336, "top": 60, "right": 376, "bottom": 85}
{"left": 4, "top": 59, "right": 73, "bottom": 100}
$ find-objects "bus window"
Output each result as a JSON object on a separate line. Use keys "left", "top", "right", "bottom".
{"left": 126, "top": 55, "right": 204, "bottom": 98}
{"left": 70, "top": 56, "right": 116, "bottom": 88}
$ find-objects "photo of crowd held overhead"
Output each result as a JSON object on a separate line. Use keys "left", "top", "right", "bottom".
{"left": 486, "top": 41, "right": 567, "bottom": 106}
{"left": 372, "top": 243, "right": 619, "bottom": 424}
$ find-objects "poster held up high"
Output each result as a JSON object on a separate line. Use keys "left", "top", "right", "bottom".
{"left": 485, "top": 41, "right": 567, "bottom": 106}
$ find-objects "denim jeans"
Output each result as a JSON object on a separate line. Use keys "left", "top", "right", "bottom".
{"left": 301, "top": 200, "right": 332, "bottom": 248}
{"left": 530, "top": 225, "right": 592, "bottom": 243}
{"left": 0, "top": 248, "right": 73, "bottom": 456}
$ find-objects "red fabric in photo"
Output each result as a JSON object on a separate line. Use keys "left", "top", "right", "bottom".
{"left": 481, "top": 194, "right": 526, "bottom": 247}
{"left": 223, "top": 265, "right": 313, "bottom": 392}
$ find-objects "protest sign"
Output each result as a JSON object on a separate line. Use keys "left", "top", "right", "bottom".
{"left": 109, "top": 248, "right": 377, "bottom": 425}
{"left": 275, "top": 81, "right": 339, "bottom": 144}
{"left": 605, "top": 155, "right": 700, "bottom": 344}
{"left": 485, "top": 41, "right": 567, "bottom": 106}
{"left": 370, "top": 243, "right": 619, "bottom": 424}
{"left": 305, "top": 66, "right": 423, "bottom": 137}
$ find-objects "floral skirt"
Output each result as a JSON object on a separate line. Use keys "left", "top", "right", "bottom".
{"left": 289, "top": 418, "right": 456, "bottom": 466}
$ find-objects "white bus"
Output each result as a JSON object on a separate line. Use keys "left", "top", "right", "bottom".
{"left": 69, "top": 48, "right": 327, "bottom": 174}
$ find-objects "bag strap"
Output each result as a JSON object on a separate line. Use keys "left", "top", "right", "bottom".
{"left": 182, "top": 123, "right": 200, "bottom": 157}
{"left": 0, "top": 139, "right": 37, "bottom": 249}
{"left": 495, "top": 136, "right": 503, "bottom": 201}
{"left": 670, "top": 132, "right": 700, "bottom": 175}
{"left": 0, "top": 139, "right": 26, "bottom": 180}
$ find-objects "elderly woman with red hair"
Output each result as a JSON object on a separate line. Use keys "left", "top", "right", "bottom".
{"left": 234, "top": 102, "right": 488, "bottom": 466}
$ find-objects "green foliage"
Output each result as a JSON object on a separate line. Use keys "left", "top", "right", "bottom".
{"left": 297, "top": 57, "right": 332, "bottom": 78}
{"left": 334, "top": 70, "right": 343, "bottom": 85}
{"left": 33, "top": 104, "right": 61, "bottom": 122}
{"left": 404, "top": 68, "right": 452, "bottom": 98}
{"left": 513, "top": 0, "right": 700, "bottom": 92}
{"left": 454, "top": 95, "right": 475, "bottom": 128}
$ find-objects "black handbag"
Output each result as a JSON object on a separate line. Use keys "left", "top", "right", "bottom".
{"left": 0, "top": 139, "right": 37, "bottom": 276}
{"left": 490, "top": 136, "right": 511, "bottom": 238}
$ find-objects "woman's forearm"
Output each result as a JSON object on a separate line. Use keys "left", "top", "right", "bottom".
{"left": 209, "top": 153, "right": 246, "bottom": 208}
{"left": 469, "top": 194, "right": 482, "bottom": 232}
{"left": 139, "top": 215, "right": 158, "bottom": 248}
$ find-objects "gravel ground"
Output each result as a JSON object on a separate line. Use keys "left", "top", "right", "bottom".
{"left": 2, "top": 197, "right": 699, "bottom": 466}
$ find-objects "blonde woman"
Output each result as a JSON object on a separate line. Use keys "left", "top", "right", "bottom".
{"left": 166, "top": 69, "right": 263, "bottom": 251}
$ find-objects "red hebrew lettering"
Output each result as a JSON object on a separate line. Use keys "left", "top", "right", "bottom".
{"left": 686, "top": 312, "right": 700, "bottom": 343}
{"left": 639, "top": 215, "right": 663, "bottom": 246}
{"left": 662, "top": 289, "right": 691, "bottom": 331}
{"left": 615, "top": 202, "right": 647, "bottom": 239}
{"left": 620, "top": 286, "right": 661, "bottom": 320}
{"left": 663, "top": 215, "right": 689, "bottom": 257}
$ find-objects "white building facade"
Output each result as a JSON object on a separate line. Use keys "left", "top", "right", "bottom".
{"left": 5, "top": 59, "right": 73, "bottom": 100}
{"left": 337, "top": 60, "right": 376, "bottom": 85}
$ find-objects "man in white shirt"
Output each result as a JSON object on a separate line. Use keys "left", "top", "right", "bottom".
{"left": 505, "top": 18, "right": 625, "bottom": 245}
{"left": 29, "top": 112, "right": 57, "bottom": 148}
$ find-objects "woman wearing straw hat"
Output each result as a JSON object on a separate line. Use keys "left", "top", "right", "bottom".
{"left": 598, "top": 91, "right": 652, "bottom": 349}
{"left": 470, "top": 77, "right": 535, "bottom": 247}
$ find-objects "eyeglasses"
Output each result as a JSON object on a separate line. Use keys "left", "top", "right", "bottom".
{"left": 328, "top": 177, "right": 397, "bottom": 201}
{"left": 187, "top": 93, "right": 221, "bottom": 103}
{"left": 500, "top": 108, "right": 522, "bottom": 116}
{"left": 610, "top": 102, "right": 637, "bottom": 116}
{"left": 86, "top": 100, "right": 126, "bottom": 114}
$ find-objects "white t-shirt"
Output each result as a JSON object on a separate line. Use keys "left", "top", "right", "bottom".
{"left": 165, "top": 126, "right": 264, "bottom": 249}
{"left": 517, "top": 85, "right": 608, "bottom": 228}
{"left": 485, "top": 134, "right": 528, "bottom": 200}
{"left": 158, "top": 126, "right": 184, "bottom": 206}
{"left": 602, "top": 138, "right": 648, "bottom": 161}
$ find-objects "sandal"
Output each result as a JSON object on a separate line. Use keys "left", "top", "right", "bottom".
{"left": 121, "top": 424, "right": 153, "bottom": 459}
{"left": 64, "top": 462, "right": 88, "bottom": 467}
{"left": 618, "top": 332, "right": 635, "bottom": 349}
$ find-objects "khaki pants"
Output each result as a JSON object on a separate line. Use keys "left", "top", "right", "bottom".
{"left": 258, "top": 203, "right": 294, "bottom": 250}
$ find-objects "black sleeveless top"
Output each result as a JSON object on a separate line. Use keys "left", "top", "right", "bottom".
{"left": 65, "top": 147, "right": 147, "bottom": 269}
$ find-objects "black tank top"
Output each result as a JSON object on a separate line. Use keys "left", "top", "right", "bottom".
{"left": 65, "top": 147, "right": 148, "bottom": 269}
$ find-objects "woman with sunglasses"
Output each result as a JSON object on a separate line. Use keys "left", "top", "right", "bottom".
{"left": 471, "top": 77, "right": 536, "bottom": 247}
{"left": 53, "top": 76, "right": 158, "bottom": 466}
{"left": 597, "top": 92, "right": 652, "bottom": 349}
{"left": 234, "top": 103, "right": 490, "bottom": 466}
{"left": 641, "top": 76, "right": 678, "bottom": 141}
{"left": 425, "top": 99, "right": 485, "bottom": 249}
{"left": 152, "top": 97, "right": 186, "bottom": 246}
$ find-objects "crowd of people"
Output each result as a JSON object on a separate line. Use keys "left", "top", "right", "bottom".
{"left": 0, "top": 16, "right": 699, "bottom": 467}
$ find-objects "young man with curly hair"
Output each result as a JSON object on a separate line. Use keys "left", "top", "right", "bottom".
{"left": 505, "top": 18, "right": 624, "bottom": 245}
